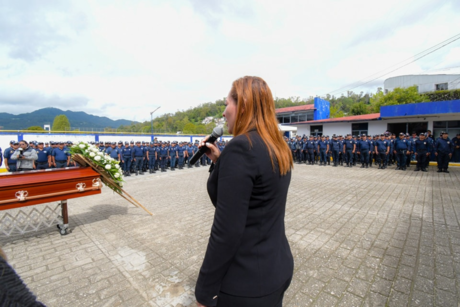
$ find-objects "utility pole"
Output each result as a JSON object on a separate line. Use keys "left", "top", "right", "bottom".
{"left": 150, "top": 107, "right": 161, "bottom": 137}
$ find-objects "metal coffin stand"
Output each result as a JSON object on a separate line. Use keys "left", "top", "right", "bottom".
{"left": 0, "top": 167, "right": 102, "bottom": 235}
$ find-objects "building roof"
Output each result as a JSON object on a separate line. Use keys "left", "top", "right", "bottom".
{"left": 275, "top": 104, "right": 315, "bottom": 114}
{"left": 292, "top": 113, "right": 381, "bottom": 124}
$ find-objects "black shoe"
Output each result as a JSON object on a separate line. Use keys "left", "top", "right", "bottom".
{"left": 360, "top": 165, "right": 365, "bottom": 168}
{"left": 437, "top": 170, "right": 442, "bottom": 173}
{"left": 126, "top": 172, "right": 130, "bottom": 176}
{"left": 366, "top": 164, "right": 368, "bottom": 168}
{"left": 414, "top": 168, "right": 420, "bottom": 172}
{"left": 140, "top": 172, "right": 144, "bottom": 175}
{"left": 136, "top": 171, "right": 139, "bottom": 176}
{"left": 395, "top": 167, "right": 400, "bottom": 170}
{"left": 422, "top": 169, "right": 427, "bottom": 172}
{"left": 444, "top": 170, "right": 450, "bottom": 173}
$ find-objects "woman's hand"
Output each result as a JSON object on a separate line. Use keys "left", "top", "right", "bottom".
{"left": 199, "top": 136, "right": 221, "bottom": 163}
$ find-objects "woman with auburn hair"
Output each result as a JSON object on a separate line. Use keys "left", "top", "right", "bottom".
{"left": 195, "top": 76, "right": 294, "bottom": 307}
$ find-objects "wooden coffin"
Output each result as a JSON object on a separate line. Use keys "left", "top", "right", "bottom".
{"left": 0, "top": 167, "right": 102, "bottom": 211}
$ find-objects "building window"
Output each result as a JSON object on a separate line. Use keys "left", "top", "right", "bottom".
{"left": 433, "top": 120, "right": 460, "bottom": 138}
{"left": 352, "top": 123, "right": 368, "bottom": 136}
{"left": 310, "top": 125, "right": 323, "bottom": 136}
{"left": 384, "top": 89, "right": 389, "bottom": 94}
{"left": 435, "top": 83, "right": 448, "bottom": 91}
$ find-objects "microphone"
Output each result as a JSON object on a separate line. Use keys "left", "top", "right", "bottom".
{"left": 190, "top": 126, "right": 223, "bottom": 165}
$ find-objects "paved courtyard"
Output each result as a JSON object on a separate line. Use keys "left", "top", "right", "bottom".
{"left": 1, "top": 164, "right": 460, "bottom": 306}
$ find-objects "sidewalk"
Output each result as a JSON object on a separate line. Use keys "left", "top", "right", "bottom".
{"left": 1, "top": 165, "right": 459, "bottom": 306}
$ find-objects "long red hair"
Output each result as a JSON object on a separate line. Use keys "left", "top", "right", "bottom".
{"left": 230, "top": 76, "right": 293, "bottom": 175}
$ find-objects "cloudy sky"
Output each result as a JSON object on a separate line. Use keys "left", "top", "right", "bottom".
{"left": 1, "top": 0, "right": 459, "bottom": 122}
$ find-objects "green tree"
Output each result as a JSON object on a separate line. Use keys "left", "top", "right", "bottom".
{"left": 183, "top": 122, "right": 196, "bottom": 134}
{"left": 329, "top": 103, "right": 344, "bottom": 118}
{"left": 52, "top": 114, "right": 71, "bottom": 131}
{"left": 370, "top": 86, "right": 429, "bottom": 113}
{"left": 350, "top": 102, "right": 371, "bottom": 115}
{"left": 26, "top": 126, "right": 45, "bottom": 131}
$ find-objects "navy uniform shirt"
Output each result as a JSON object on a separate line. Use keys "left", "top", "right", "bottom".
{"left": 147, "top": 146, "right": 156, "bottom": 159}
{"left": 36, "top": 148, "right": 50, "bottom": 162}
{"left": 121, "top": 147, "right": 132, "bottom": 159}
{"left": 177, "top": 146, "right": 186, "bottom": 156}
{"left": 330, "top": 139, "right": 341, "bottom": 151}
{"left": 52, "top": 147, "right": 70, "bottom": 161}
{"left": 414, "top": 139, "right": 431, "bottom": 152}
{"left": 159, "top": 146, "right": 168, "bottom": 157}
{"left": 317, "top": 140, "right": 328, "bottom": 150}
{"left": 4, "top": 147, "right": 16, "bottom": 165}
{"left": 132, "top": 146, "right": 144, "bottom": 158}
{"left": 394, "top": 138, "right": 409, "bottom": 151}
{"left": 375, "top": 140, "right": 388, "bottom": 152}
{"left": 109, "top": 147, "right": 120, "bottom": 160}
{"left": 368, "top": 140, "right": 374, "bottom": 152}
{"left": 344, "top": 139, "right": 355, "bottom": 150}
{"left": 169, "top": 145, "right": 178, "bottom": 157}
{"left": 303, "top": 140, "right": 315, "bottom": 150}
{"left": 435, "top": 138, "right": 454, "bottom": 154}
{"left": 357, "top": 140, "right": 371, "bottom": 152}
{"left": 288, "top": 141, "right": 296, "bottom": 150}
{"left": 186, "top": 145, "right": 194, "bottom": 155}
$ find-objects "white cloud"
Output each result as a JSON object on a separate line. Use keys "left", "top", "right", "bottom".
{"left": 0, "top": 0, "right": 459, "bottom": 122}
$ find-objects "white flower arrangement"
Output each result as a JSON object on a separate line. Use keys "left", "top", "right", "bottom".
{"left": 70, "top": 141, "right": 124, "bottom": 190}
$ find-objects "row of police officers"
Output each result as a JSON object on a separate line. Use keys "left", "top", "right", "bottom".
{"left": 286, "top": 131, "right": 458, "bottom": 173}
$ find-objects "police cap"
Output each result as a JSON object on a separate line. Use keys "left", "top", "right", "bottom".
{"left": 361, "top": 134, "right": 366, "bottom": 137}
{"left": 130, "top": 141, "right": 134, "bottom": 144}
{"left": 124, "top": 141, "right": 129, "bottom": 144}
{"left": 399, "top": 132, "right": 404, "bottom": 135}
{"left": 38, "top": 141, "right": 44, "bottom": 145}
{"left": 441, "top": 131, "right": 448, "bottom": 135}
{"left": 405, "top": 133, "right": 410, "bottom": 137}
{"left": 10, "top": 140, "right": 15, "bottom": 144}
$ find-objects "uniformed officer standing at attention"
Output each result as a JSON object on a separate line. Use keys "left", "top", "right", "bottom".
{"left": 108, "top": 142, "right": 121, "bottom": 162}
{"left": 304, "top": 136, "right": 316, "bottom": 165}
{"left": 317, "top": 136, "right": 329, "bottom": 166}
{"left": 452, "top": 133, "right": 460, "bottom": 162}
{"left": 413, "top": 133, "right": 430, "bottom": 172}
{"left": 4, "top": 141, "right": 19, "bottom": 172}
{"left": 35, "top": 142, "right": 51, "bottom": 169}
{"left": 288, "top": 138, "right": 296, "bottom": 161}
{"left": 154, "top": 142, "right": 161, "bottom": 170}
{"left": 357, "top": 134, "right": 371, "bottom": 168}
{"left": 121, "top": 142, "right": 132, "bottom": 176}
{"left": 52, "top": 142, "right": 70, "bottom": 168}
{"left": 343, "top": 134, "right": 356, "bottom": 167}
{"left": 352, "top": 135, "right": 359, "bottom": 166}
{"left": 368, "top": 135, "right": 375, "bottom": 167}
{"left": 330, "top": 135, "right": 341, "bottom": 167}
{"left": 394, "top": 132, "right": 409, "bottom": 170}
{"left": 132, "top": 141, "right": 145, "bottom": 175}
{"left": 117, "top": 141, "right": 124, "bottom": 170}
{"left": 159, "top": 142, "right": 169, "bottom": 172}
{"left": 435, "top": 131, "right": 454, "bottom": 173}
{"left": 374, "top": 134, "right": 389, "bottom": 169}
{"left": 177, "top": 142, "right": 186, "bottom": 169}
{"left": 295, "top": 135, "right": 303, "bottom": 164}
{"left": 186, "top": 142, "right": 195, "bottom": 168}
{"left": 147, "top": 142, "right": 157, "bottom": 173}
{"left": 169, "top": 141, "right": 178, "bottom": 171}
{"left": 405, "top": 134, "right": 413, "bottom": 168}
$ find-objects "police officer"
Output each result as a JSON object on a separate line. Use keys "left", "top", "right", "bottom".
{"left": 132, "top": 141, "right": 144, "bottom": 175}
{"left": 288, "top": 138, "right": 296, "bottom": 161}
{"left": 405, "top": 134, "right": 412, "bottom": 168}
{"left": 303, "top": 136, "right": 315, "bottom": 165}
{"left": 435, "top": 131, "right": 454, "bottom": 173}
{"left": 154, "top": 142, "right": 161, "bottom": 170}
{"left": 159, "top": 142, "right": 169, "bottom": 172}
{"left": 357, "top": 134, "right": 371, "bottom": 168}
{"left": 374, "top": 134, "right": 389, "bottom": 169}
{"left": 108, "top": 142, "right": 121, "bottom": 161}
{"left": 4, "top": 141, "right": 19, "bottom": 172}
{"left": 52, "top": 142, "right": 70, "bottom": 168}
{"left": 317, "top": 136, "right": 328, "bottom": 166}
{"left": 168, "top": 141, "right": 178, "bottom": 170}
{"left": 330, "top": 135, "right": 341, "bottom": 167}
{"left": 325, "top": 135, "right": 332, "bottom": 165}
{"left": 394, "top": 132, "right": 410, "bottom": 170}
{"left": 121, "top": 141, "right": 132, "bottom": 176}
{"left": 413, "top": 133, "right": 431, "bottom": 172}
{"left": 146, "top": 142, "right": 156, "bottom": 173}
{"left": 186, "top": 142, "right": 195, "bottom": 168}
{"left": 352, "top": 135, "right": 359, "bottom": 166}
{"left": 177, "top": 142, "right": 186, "bottom": 169}
{"left": 343, "top": 134, "right": 356, "bottom": 167}
{"left": 129, "top": 141, "right": 136, "bottom": 174}
{"left": 35, "top": 141, "right": 51, "bottom": 169}
{"left": 295, "top": 135, "right": 303, "bottom": 164}
{"left": 117, "top": 141, "right": 124, "bottom": 170}
{"left": 368, "top": 135, "right": 375, "bottom": 167}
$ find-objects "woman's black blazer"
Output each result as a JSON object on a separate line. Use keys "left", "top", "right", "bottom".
{"left": 195, "top": 130, "right": 293, "bottom": 306}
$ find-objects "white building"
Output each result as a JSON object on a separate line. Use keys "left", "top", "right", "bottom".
{"left": 384, "top": 74, "right": 460, "bottom": 94}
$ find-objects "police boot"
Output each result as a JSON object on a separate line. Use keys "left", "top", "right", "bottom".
{"left": 360, "top": 164, "right": 365, "bottom": 168}
{"left": 171, "top": 167, "right": 175, "bottom": 171}
{"left": 135, "top": 171, "right": 139, "bottom": 176}
{"left": 327, "top": 161, "right": 330, "bottom": 165}
{"left": 366, "top": 164, "right": 369, "bottom": 168}
{"left": 422, "top": 168, "right": 427, "bottom": 172}
{"left": 444, "top": 169, "right": 450, "bottom": 173}
{"left": 140, "top": 171, "right": 144, "bottom": 175}
{"left": 126, "top": 172, "right": 130, "bottom": 176}
{"left": 414, "top": 168, "right": 420, "bottom": 172}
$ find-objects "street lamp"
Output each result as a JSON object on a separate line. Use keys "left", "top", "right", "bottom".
{"left": 150, "top": 107, "right": 161, "bottom": 136}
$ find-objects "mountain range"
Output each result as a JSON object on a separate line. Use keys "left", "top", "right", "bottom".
{"left": 0, "top": 108, "right": 136, "bottom": 130}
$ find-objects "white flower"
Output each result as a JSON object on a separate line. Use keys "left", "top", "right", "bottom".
{"left": 119, "top": 182, "right": 123, "bottom": 187}
{"left": 89, "top": 152, "right": 96, "bottom": 157}
{"left": 79, "top": 144, "right": 86, "bottom": 149}
{"left": 97, "top": 152, "right": 103, "bottom": 156}
{"left": 114, "top": 173, "right": 120, "bottom": 178}
{"left": 115, "top": 164, "right": 120, "bottom": 169}
{"left": 105, "top": 164, "right": 111, "bottom": 170}
{"left": 94, "top": 156, "right": 101, "bottom": 161}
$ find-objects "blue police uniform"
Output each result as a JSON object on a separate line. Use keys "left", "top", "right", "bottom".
{"left": 288, "top": 140, "right": 296, "bottom": 161}
{"left": 121, "top": 145, "right": 133, "bottom": 176}
{"left": 0, "top": 147, "right": 2, "bottom": 167}
{"left": 186, "top": 144, "right": 194, "bottom": 167}
{"left": 394, "top": 137, "right": 409, "bottom": 169}
{"left": 159, "top": 145, "right": 168, "bottom": 171}
{"left": 132, "top": 145, "right": 145, "bottom": 175}
{"left": 52, "top": 147, "right": 70, "bottom": 168}
{"left": 109, "top": 147, "right": 120, "bottom": 160}
{"left": 452, "top": 136, "right": 460, "bottom": 162}
{"left": 375, "top": 139, "right": 389, "bottom": 169}
{"left": 330, "top": 138, "right": 341, "bottom": 166}
{"left": 303, "top": 139, "right": 316, "bottom": 165}
{"left": 357, "top": 139, "right": 371, "bottom": 167}
{"left": 295, "top": 139, "right": 303, "bottom": 163}
{"left": 36, "top": 148, "right": 50, "bottom": 170}
{"left": 169, "top": 144, "right": 178, "bottom": 170}
{"left": 317, "top": 140, "right": 328, "bottom": 165}
{"left": 177, "top": 145, "right": 186, "bottom": 169}
{"left": 405, "top": 138, "right": 413, "bottom": 168}
{"left": 343, "top": 138, "right": 355, "bottom": 167}
{"left": 413, "top": 138, "right": 431, "bottom": 172}
{"left": 435, "top": 136, "right": 454, "bottom": 172}
{"left": 147, "top": 144, "right": 156, "bottom": 173}
{"left": 4, "top": 146, "right": 19, "bottom": 172}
